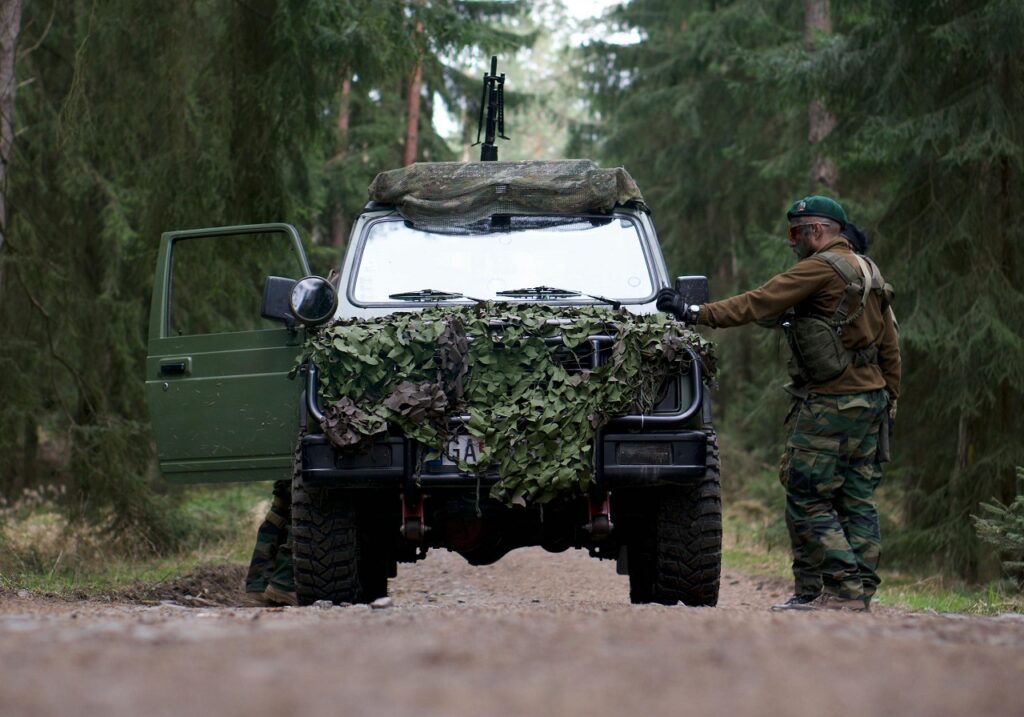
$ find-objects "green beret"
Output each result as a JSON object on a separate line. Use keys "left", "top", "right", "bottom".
{"left": 786, "top": 195, "right": 847, "bottom": 228}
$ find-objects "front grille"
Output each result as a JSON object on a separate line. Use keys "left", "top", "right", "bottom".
{"left": 549, "top": 341, "right": 612, "bottom": 374}
{"left": 653, "top": 376, "right": 681, "bottom": 413}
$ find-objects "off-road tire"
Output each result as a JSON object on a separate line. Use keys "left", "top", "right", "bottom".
{"left": 628, "top": 430, "right": 722, "bottom": 606}
{"left": 356, "top": 514, "right": 390, "bottom": 603}
{"left": 292, "top": 441, "right": 377, "bottom": 605}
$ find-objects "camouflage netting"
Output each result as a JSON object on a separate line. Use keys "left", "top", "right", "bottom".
{"left": 302, "top": 304, "right": 715, "bottom": 506}
{"left": 367, "top": 160, "right": 646, "bottom": 230}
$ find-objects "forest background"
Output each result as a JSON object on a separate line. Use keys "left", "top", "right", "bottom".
{"left": 0, "top": 0, "right": 1021, "bottom": 589}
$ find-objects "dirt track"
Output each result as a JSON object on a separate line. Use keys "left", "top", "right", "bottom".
{"left": 2, "top": 548, "right": 1023, "bottom": 717}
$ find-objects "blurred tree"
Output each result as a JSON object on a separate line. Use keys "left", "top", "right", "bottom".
{"left": 578, "top": 0, "right": 1024, "bottom": 579}
{"left": 319, "top": 1, "right": 530, "bottom": 249}
{"left": 574, "top": 0, "right": 806, "bottom": 448}
{"left": 803, "top": 0, "right": 837, "bottom": 191}
{"left": 808, "top": 0, "right": 1024, "bottom": 578}
{"left": 0, "top": 0, "right": 529, "bottom": 551}
{"left": 0, "top": 0, "right": 21, "bottom": 298}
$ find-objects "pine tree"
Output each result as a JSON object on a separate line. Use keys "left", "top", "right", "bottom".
{"left": 579, "top": 0, "right": 1024, "bottom": 579}
{"left": 807, "top": 0, "right": 1024, "bottom": 578}
{"left": 0, "top": 0, "right": 530, "bottom": 550}
{"left": 575, "top": 0, "right": 808, "bottom": 447}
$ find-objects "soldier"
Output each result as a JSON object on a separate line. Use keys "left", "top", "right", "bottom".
{"left": 243, "top": 479, "right": 297, "bottom": 606}
{"left": 658, "top": 196, "right": 900, "bottom": 611}
{"left": 784, "top": 220, "right": 880, "bottom": 606}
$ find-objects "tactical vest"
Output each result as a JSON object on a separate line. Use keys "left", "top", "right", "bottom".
{"left": 784, "top": 250, "right": 894, "bottom": 385}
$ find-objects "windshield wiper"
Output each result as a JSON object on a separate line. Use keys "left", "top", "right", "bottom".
{"left": 388, "top": 289, "right": 465, "bottom": 302}
{"left": 496, "top": 286, "right": 621, "bottom": 309}
{"left": 496, "top": 285, "right": 581, "bottom": 298}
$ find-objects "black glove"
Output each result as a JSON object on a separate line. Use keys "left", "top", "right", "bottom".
{"left": 656, "top": 288, "right": 700, "bottom": 324}
{"left": 656, "top": 288, "right": 682, "bottom": 315}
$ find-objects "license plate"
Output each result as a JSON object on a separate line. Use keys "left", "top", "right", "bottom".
{"left": 436, "top": 435, "right": 485, "bottom": 466}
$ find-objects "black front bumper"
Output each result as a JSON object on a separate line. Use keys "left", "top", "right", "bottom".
{"left": 301, "top": 434, "right": 407, "bottom": 487}
{"left": 600, "top": 430, "right": 708, "bottom": 486}
{"left": 300, "top": 430, "right": 709, "bottom": 489}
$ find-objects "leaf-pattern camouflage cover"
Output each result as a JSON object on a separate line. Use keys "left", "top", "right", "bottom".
{"left": 303, "top": 304, "right": 715, "bottom": 506}
{"left": 367, "top": 161, "right": 647, "bottom": 229}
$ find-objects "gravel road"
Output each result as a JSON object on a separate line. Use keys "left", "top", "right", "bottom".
{"left": 2, "top": 547, "right": 1023, "bottom": 717}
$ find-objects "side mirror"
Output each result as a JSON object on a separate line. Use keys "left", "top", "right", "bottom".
{"left": 674, "top": 275, "right": 709, "bottom": 307}
{"left": 261, "top": 276, "right": 298, "bottom": 329}
{"left": 290, "top": 275, "right": 338, "bottom": 327}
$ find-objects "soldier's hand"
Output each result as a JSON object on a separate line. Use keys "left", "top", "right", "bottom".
{"left": 656, "top": 288, "right": 682, "bottom": 316}
{"left": 656, "top": 289, "right": 701, "bottom": 324}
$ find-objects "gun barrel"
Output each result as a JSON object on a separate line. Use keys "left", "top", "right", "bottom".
{"left": 477, "top": 55, "right": 507, "bottom": 162}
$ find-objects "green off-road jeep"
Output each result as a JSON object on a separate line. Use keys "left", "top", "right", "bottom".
{"left": 145, "top": 160, "right": 721, "bottom": 606}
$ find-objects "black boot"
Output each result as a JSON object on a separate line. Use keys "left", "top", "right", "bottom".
{"left": 770, "top": 593, "right": 820, "bottom": 611}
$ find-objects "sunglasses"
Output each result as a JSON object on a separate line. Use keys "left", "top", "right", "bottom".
{"left": 787, "top": 222, "right": 822, "bottom": 240}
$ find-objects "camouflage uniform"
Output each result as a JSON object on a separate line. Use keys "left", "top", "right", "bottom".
{"left": 695, "top": 200, "right": 900, "bottom": 603}
{"left": 787, "top": 508, "right": 829, "bottom": 598}
{"left": 787, "top": 220, "right": 882, "bottom": 599}
{"left": 781, "top": 391, "right": 887, "bottom": 599}
{"left": 244, "top": 479, "right": 295, "bottom": 594}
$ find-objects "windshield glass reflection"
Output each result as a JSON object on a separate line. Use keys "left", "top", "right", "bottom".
{"left": 353, "top": 216, "right": 653, "bottom": 304}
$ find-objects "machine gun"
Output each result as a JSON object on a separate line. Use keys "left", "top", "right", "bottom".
{"left": 474, "top": 56, "right": 509, "bottom": 161}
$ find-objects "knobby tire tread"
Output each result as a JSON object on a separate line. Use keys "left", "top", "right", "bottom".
{"left": 629, "top": 431, "right": 722, "bottom": 606}
{"left": 292, "top": 440, "right": 363, "bottom": 605}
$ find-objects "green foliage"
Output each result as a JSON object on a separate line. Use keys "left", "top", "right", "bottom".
{"left": 322, "top": 1, "right": 533, "bottom": 244}
{"left": 0, "top": 0, "right": 529, "bottom": 550}
{"left": 973, "top": 469, "right": 1024, "bottom": 589}
{"left": 573, "top": 0, "right": 803, "bottom": 463}
{"left": 579, "top": 0, "right": 1024, "bottom": 579}
{"left": 807, "top": 0, "right": 1024, "bottom": 577}
{"left": 306, "top": 304, "right": 715, "bottom": 505}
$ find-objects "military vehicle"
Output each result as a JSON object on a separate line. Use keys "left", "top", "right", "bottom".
{"left": 145, "top": 60, "right": 721, "bottom": 607}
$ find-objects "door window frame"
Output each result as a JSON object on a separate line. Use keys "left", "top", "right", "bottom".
{"left": 149, "top": 223, "right": 311, "bottom": 342}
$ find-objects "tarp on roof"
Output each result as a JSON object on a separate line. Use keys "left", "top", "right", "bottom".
{"left": 367, "top": 160, "right": 646, "bottom": 229}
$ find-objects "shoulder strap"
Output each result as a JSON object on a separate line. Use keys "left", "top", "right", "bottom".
{"left": 851, "top": 253, "right": 874, "bottom": 306}
{"left": 817, "top": 250, "right": 859, "bottom": 285}
{"left": 816, "top": 250, "right": 864, "bottom": 327}
{"left": 861, "top": 255, "right": 896, "bottom": 309}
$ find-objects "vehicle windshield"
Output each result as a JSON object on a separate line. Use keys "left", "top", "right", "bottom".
{"left": 352, "top": 215, "right": 654, "bottom": 304}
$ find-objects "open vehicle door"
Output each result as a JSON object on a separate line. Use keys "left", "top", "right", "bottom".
{"left": 145, "top": 224, "right": 312, "bottom": 483}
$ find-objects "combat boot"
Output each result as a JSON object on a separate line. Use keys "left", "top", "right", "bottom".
{"left": 805, "top": 593, "right": 869, "bottom": 612}
{"left": 263, "top": 542, "right": 296, "bottom": 606}
{"left": 242, "top": 590, "right": 273, "bottom": 607}
{"left": 770, "top": 593, "right": 820, "bottom": 611}
{"left": 263, "top": 583, "right": 298, "bottom": 607}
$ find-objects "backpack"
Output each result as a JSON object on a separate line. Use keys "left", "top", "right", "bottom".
{"left": 784, "top": 251, "right": 894, "bottom": 384}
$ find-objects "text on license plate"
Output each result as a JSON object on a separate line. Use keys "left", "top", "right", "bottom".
{"left": 439, "top": 435, "right": 485, "bottom": 465}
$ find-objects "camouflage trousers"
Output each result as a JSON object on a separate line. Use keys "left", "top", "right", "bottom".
{"left": 244, "top": 479, "right": 295, "bottom": 594}
{"left": 779, "top": 390, "right": 887, "bottom": 600}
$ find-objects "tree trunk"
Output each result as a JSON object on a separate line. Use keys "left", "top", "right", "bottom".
{"left": 330, "top": 75, "right": 351, "bottom": 248}
{"left": 330, "top": 204, "right": 347, "bottom": 249}
{"left": 460, "top": 99, "right": 471, "bottom": 162}
{"left": 0, "top": 0, "right": 23, "bottom": 296}
{"left": 18, "top": 415, "right": 36, "bottom": 495}
{"left": 804, "top": 0, "right": 838, "bottom": 192}
{"left": 337, "top": 76, "right": 351, "bottom": 141}
{"left": 402, "top": 21, "right": 424, "bottom": 167}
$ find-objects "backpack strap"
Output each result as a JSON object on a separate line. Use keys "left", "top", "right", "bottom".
{"left": 816, "top": 250, "right": 865, "bottom": 328}
{"left": 860, "top": 255, "right": 895, "bottom": 310}
{"left": 852, "top": 253, "right": 874, "bottom": 305}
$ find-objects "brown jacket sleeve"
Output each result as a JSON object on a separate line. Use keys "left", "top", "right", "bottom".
{"left": 877, "top": 307, "right": 901, "bottom": 402}
{"left": 697, "top": 258, "right": 831, "bottom": 329}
